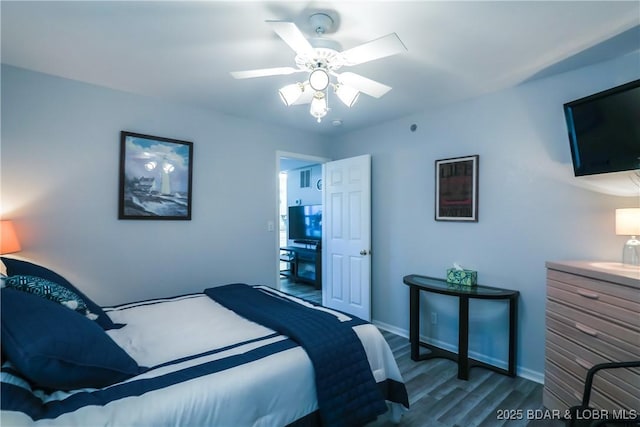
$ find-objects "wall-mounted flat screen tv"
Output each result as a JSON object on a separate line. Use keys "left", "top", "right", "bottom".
{"left": 288, "top": 205, "right": 322, "bottom": 242}
{"left": 564, "top": 79, "right": 640, "bottom": 176}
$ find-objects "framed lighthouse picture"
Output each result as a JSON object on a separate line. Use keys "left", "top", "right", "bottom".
{"left": 118, "top": 131, "right": 193, "bottom": 220}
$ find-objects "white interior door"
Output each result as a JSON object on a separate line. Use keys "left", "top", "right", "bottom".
{"left": 322, "top": 154, "right": 372, "bottom": 321}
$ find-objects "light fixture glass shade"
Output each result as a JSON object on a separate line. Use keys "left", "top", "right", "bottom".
{"left": 335, "top": 84, "right": 360, "bottom": 107}
{"left": 615, "top": 208, "right": 640, "bottom": 265}
{"left": 278, "top": 83, "right": 304, "bottom": 106}
{"left": 310, "top": 92, "right": 328, "bottom": 122}
{"left": 308, "top": 68, "right": 330, "bottom": 92}
{"left": 0, "top": 220, "right": 21, "bottom": 254}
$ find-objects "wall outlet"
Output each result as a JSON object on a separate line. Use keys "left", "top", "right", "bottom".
{"left": 431, "top": 312, "right": 437, "bottom": 324}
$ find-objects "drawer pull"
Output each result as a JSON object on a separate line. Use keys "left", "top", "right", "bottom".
{"left": 575, "top": 357, "right": 592, "bottom": 370}
{"left": 575, "top": 322, "right": 598, "bottom": 337}
{"left": 576, "top": 289, "right": 600, "bottom": 299}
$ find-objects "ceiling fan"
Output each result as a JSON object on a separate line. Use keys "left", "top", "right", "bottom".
{"left": 230, "top": 12, "right": 407, "bottom": 123}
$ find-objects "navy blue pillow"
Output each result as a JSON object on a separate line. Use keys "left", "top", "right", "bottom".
{"left": 0, "top": 288, "right": 140, "bottom": 390}
{"left": 1, "top": 257, "right": 116, "bottom": 330}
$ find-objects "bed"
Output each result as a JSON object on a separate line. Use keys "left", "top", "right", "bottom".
{"left": 0, "top": 257, "right": 409, "bottom": 426}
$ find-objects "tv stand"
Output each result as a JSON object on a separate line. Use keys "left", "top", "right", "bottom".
{"left": 280, "top": 244, "right": 322, "bottom": 289}
{"left": 293, "top": 239, "right": 319, "bottom": 246}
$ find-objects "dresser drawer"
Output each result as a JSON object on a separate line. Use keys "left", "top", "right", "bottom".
{"left": 543, "top": 386, "right": 569, "bottom": 412}
{"left": 546, "top": 315, "right": 638, "bottom": 362}
{"left": 547, "top": 301, "right": 640, "bottom": 356}
{"left": 548, "top": 279, "right": 639, "bottom": 329}
{"left": 547, "top": 269, "right": 640, "bottom": 304}
{"left": 544, "top": 365, "right": 581, "bottom": 411}
{"left": 546, "top": 331, "right": 640, "bottom": 410}
{"left": 545, "top": 358, "right": 629, "bottom": 412}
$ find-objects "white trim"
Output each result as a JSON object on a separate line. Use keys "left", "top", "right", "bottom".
{"left": 373, "top": 320, "right": 408, "bottom": 338}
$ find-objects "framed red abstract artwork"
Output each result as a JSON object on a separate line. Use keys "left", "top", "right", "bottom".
{"left": 435, "top": 155, "right": 479, "bottom": 222}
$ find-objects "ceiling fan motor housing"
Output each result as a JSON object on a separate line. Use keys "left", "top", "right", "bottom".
{"left": 295, "top": 48, "right": 343, "bottom": 72}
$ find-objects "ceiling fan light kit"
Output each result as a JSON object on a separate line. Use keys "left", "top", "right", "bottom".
{"left": 308, "top": 68, "right": 330, "bottom": 91}
{"left": 310, "top": 92, "right": 328, "bottom": 122}
{"left": 231, "top": 12, "right": 407, "bottom": 123}
{"left": 278, "top": 82, "right": 305, "bottom": 106}
{"left": 335, "top": 83, "right": 360, "bottom": 108}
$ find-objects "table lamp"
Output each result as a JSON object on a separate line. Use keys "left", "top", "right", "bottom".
{"left": 615, "top": 208, "right": 640, "bottom": 265}
{"left": 0, "top": 220, "right": 21, "bottom": 254}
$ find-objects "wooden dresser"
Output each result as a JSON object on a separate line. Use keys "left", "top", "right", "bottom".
{"left": 544, "top": 261, "right": 640, "bottom": 412}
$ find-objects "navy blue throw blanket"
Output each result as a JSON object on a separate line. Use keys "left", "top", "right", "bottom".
{"left": 204, "top": 284, "right": 388, "bottom": 427}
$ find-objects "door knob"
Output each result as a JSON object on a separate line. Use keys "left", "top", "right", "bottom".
{"left": 360, "top": 250, "right": 368, "bottom": 255}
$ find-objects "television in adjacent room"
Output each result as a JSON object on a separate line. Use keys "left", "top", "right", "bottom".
{"left": 288, "top": 205, "right": 322, "bottom": 242}
{"left": 563, "top": 79, "right": 640, "bottom": 177}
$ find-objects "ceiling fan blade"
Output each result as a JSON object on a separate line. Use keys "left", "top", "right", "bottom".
{"left": 230, "top": 67, "right": 302, "bottom": 79}
{"left": 337, "top": 72, "right": 392, "bottom": 98}
{"left": 266, "top": 20, "right": 313, "bottom": 56}
{"left": 340, "top": 33, "right": 407, "bottom": 66}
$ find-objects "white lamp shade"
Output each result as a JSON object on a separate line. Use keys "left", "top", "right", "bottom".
{"left": 308, "top": 68, "right": 329, "bottom": 92}
{"left": 335, "top": 84, "right": 360, "bottom": 107}
{"left": 278, "top": 83, "right": 304, "bottom": 106}
{"left": 615, "top": 208, "right": 640, "bottom": 236}
{"left": 310, "top": 92, "right": 328, "bottom": 121}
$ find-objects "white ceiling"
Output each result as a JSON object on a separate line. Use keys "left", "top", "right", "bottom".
{"left": 2, "top": 1, "right": 639, "bottom": 136}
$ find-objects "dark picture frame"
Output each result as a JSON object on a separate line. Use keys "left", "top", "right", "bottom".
{"left": 435, "top": 155, "right": 479, "bottom": 222}
{"left": 118, "top": 131, "right": 193, "bottom": 220}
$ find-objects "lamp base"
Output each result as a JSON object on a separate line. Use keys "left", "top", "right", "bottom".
{"left": 622, "top": 236, "right": 640, "bottom": 266}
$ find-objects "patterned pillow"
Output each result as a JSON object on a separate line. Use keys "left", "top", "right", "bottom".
{"left": 4, "top": 275, "right": 97, "bottom": 320}
{"left": 1, "top": 257, "right": 116, "bottom": 329}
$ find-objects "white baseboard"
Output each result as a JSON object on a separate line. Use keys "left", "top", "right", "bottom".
{"left": 517, "top": 367, "right": 544, "bottom": 384}
{"left": 373, "top": 320, "right": 409, "bottom": 338}
{"left": 372, "top": 320, "right": 544, "bottom": 384}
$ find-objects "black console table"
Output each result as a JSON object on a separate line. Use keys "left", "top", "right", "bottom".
{"left": 403, "top": 274, "right": 519, "bottom": 380}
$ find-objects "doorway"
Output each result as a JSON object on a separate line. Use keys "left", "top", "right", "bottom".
{"left": 276, "top": 151, "right": 330, "bottom": 302}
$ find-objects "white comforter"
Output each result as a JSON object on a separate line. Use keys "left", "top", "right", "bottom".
{"left": 1, "top": 286, "right": 405, "bottom": 427}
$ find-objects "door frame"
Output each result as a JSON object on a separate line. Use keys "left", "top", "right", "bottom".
{"left": 275, "top": 151, "right": 331, "bottom": 290}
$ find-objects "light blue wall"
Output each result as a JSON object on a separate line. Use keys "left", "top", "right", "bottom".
{"left": 1, "top": 65, "right": 331, "bottom": 305}
{"left": 328, "top": 52, "right": 640, "bottom": 381}
{"left": 286, "top": 164, "right": 323, "bottom": 207}
{"left": 2, "top": 51, "right": 638, "bottom": 382}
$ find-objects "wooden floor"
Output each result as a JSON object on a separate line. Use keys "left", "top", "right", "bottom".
{"left": 280, "top": 277, "right": 322, "bottom": 304}
{"left": 280, "top": 278, "right": 565, "bottom": 427}
{"left": 366, "top": 331, "right": 565, "bottom": 427}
